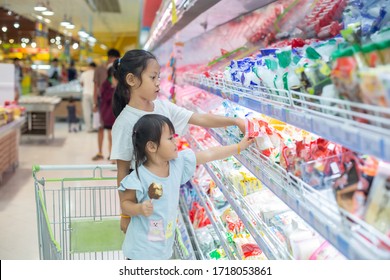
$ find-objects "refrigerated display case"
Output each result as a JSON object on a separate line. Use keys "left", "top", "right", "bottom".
{"left": 147, "top": 0, "right": 390, "bottom": 259}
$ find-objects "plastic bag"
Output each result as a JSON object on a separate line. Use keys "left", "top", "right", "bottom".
{"left": 92, "top": 111, "right": 100, "bottom": 130}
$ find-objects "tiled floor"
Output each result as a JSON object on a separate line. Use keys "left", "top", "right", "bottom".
{"left": 0, "top": 122, "right": 115, "bottom": 260}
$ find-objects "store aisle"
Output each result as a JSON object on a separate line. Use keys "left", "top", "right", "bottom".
{"left": 0, "top": 122, "right": 115, "bottom": 260}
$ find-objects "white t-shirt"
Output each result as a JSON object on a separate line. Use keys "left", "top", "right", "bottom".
{"left": 110, "top": 99, "right": 193, "bottom": 166}
{"left": 79, "top": 69, "right": 95, "bottom": 95}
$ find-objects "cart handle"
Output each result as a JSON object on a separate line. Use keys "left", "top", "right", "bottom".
{"left": 32, "top": 164, "right": 117, "bottom": 183}
{"left": 32, "top": 164, "right": 117, "bottom": 172}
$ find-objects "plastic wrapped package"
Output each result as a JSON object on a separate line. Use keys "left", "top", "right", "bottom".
{"left": 234, "top": 236, "right": 268, "bottom": 260}
{"left": 195, "top": 225, "right": 222, "bottom": 258}
{"left": 364, "top": 161, "right": 390, "bottom": 236}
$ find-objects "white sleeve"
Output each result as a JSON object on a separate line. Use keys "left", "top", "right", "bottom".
{"left": 110, "top": 118, "right": 133, "bottom": 161}
{"left": 163, "top": 100, "right": 193, "bottom": 136}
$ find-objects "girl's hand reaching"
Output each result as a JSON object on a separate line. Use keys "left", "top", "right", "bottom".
{"left": 238, "top": 135, "right": 255, "bottom": 153}
{"left": 141, "top": 200, "right": 153, "bottom": 217}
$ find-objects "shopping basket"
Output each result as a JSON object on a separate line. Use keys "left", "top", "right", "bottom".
{"left": 33, "top": 164, "right": 125, "bottom": 260}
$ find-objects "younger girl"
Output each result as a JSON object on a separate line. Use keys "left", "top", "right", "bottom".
{"left": 111, "top": 49, "right": 246, "bottom": 232}
{"left": 119, "top": 114, "right": 254, "bottom": 260}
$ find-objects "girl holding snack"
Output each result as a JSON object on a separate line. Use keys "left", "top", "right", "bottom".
{"left": 119, "top": 114, "right": 253, "bottom": 260}
{"left": 111, "top": 49, "right": 246, "bottom": 232}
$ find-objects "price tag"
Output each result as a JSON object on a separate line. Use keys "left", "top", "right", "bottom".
{"left": 270, "top": 106, "right": 286, "bottom": 122}
{"left": 383, "top": 138, "right": 390, "bottom": 161}
{"left": 359, "top": 132, "right": 382, "bottom": 158}
{"left": 246, "top": 98, "right": 261, "bottom": 112}
{"left": 330, "top": 162, "right": 340, "bottom": 175}
{"left": 302, "top": 114, "right": 312, "bottom": 131}
{"left": 231, "top": 93, "right": 240, "bottom": 103}
{"left": 261, "top": 103, "right": 269, "bottom": 115}
{"left": 286, "top": 110, "right": 305, "bottom": 129}
{"left": 312, "top": 116, "right": 330, "bottom": 138}
{"left": 336, "top": 235, "right": 350, "bottom": 258}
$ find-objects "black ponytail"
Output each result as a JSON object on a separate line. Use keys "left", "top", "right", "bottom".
{"left": 112, "top": 49, "right": 157, "bottom": 117}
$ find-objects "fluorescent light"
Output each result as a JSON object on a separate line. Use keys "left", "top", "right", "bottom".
{"left": 34, "top": 2, "right": 47, "bottom": 12}
{"left": 42, "top": 9, "right": 54, "bottom": 16}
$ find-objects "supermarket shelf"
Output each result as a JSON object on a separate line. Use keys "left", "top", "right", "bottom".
{"left": 184, "top": 74, "right": 390, "bottom": 162}
{"left": 0, "top": 117, "right": 26, "bottom": 137}
{"left": 189, "top": 179, "right": 239, "bottom": 259}
{"left": 147, "top": 0, "right": 276, "bottom": 51}
{"left": 179, "top": 195, "right": 206, "bottom": 260}
{"left": 204, "top": 163, "right": 293, "bottom": 260}
{"left": 174, "top": 209, "right": 197, "bottom": 260}
{"left": 186, "top": 132, "right": 291, "bottom": 259}
{"left": 205, "top": 127, "right": 390, "bottom": 260}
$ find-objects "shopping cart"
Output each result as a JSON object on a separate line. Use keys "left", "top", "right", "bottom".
{"left": 33, "top": 164, "right": 124, "bottom": 260}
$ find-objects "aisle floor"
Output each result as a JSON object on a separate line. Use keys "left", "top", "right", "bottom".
{"left": 0, "top": 122, "right": 115, "bottom": 260}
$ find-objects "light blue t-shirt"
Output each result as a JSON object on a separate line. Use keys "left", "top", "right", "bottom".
{"left": 118, "top": 149, "right": 196, "bottom": 260}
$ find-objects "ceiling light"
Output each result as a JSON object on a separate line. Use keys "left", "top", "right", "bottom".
{"left": 42, "top": 2, "right": 54, "bottom": 16}
{"left": 14, "top": 22, "right": 20, "bottom": 28}
{"left": 78, "top": 28, "right": 89, "bottom": 38}
{"left": 2, "top": 26, "right": 7, "bottom": 32}
{"left": 60, "top": 15, "right": 71, "bottom": 26}
{"left": 9, "top": 39, "right": 14, "bottom": 44}
{"left": 34, "top": 2, "right": 47, "bottom": 12}
{"left": 65, "top": 17, "right": 75, "bottom": 29}
{"left": 21, "top": 43, "right": 26, "bottom": 48}
{"left": 42, "top": 9, "right": 54, "bottom": 16}
{"left": 72, "top": 42, "right": 79, "bottom": 49}
{"left": 31, "top": 42, "right": 37, "bottom": 48}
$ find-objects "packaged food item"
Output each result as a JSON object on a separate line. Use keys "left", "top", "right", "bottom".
{"left": 376, "top": 39, "right": 390, "bottom": 63}
{"left": 331, "top": 46, "right": 362, "bottom": 102}
{"left": 309, "top": 241, "right": 346, "bottom": 260}
{"left": 359, "top": 66, "right": 390, "bottom": 107}
{"left": 362, "top": 42, "right": 383, "bottom": 67}
{"left": 364, "top": 161, "right": 390, "bottom": 236}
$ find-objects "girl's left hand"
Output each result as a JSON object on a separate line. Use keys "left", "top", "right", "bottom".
{"left": 238, "top": 135, "right": 255, "bottom": 151}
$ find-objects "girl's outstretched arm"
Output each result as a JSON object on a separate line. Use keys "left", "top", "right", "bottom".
{"left": 195, "top": 136, "right": 254, "bottom": 165}
{"left": 189, "top": 113, "right": 245, "bottom": 134}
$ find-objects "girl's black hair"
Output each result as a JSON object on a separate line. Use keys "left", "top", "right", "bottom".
{"left": 112, "top": 49, "right": 157, "bottom": 117}
{"left": 132, "top": 114, "right": 175, "bottom": 178}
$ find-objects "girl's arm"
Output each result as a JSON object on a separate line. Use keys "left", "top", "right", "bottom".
{"left": 189, "top": 113, "right": 245, "bottom": 134}
{"left": 120, "top": 189, "right": 153, "bottom": 217}
{"left": 117, "top": 160, "right": 132, "bottom": 233}
{"left": 117, "top": 159, "right": 131, "bottom": 187}
{"left": 196, "top": 136, "right": 254, "bottom": 165}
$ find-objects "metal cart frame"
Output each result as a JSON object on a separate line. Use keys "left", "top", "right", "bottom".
{"left": 33, "top": 164, "right": 124, "bottom": 260}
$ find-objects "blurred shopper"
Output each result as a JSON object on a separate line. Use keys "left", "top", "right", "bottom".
{"left": 13, "top": 58, "right": 23, "bottom": 101}
{"left": 67, "top": 96, "right": 81, "bottom": 132}
{"left": 92, "top": 48, "right": 120, "bottom": 161}
{"left": 79, "top": 62, "right": 97, "bottom": 132}
{"left": 61, "top": 63, "right": 68, "bottom": 83}
{"left": 67, "top": 60, "right": 78, "bottom": 81}
{"left": 47, "top": 58, "right": 60, "bottom": 87}
{"left": 99, "top": 67, "right": 117, "bottom": 163}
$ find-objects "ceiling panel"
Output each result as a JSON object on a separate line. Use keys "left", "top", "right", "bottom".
{"left": 1, "top": 0, "right": 142, "bottom": 51}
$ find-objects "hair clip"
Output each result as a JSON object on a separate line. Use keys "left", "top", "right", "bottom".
{"left": 117, "top": 58, "right": 121, "bottom": 67}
